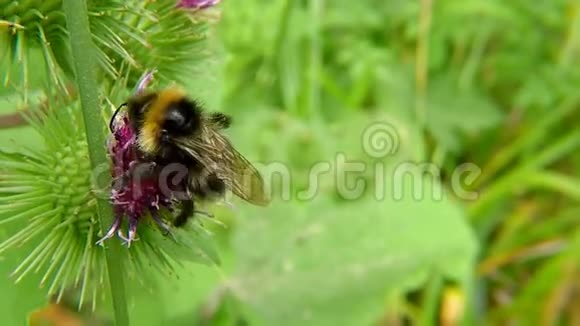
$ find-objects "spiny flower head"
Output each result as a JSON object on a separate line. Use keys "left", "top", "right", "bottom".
{"left": 1, "top": 0, "right": 216, "bottom": 104}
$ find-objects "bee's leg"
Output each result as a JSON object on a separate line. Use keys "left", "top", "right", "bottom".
{"left": 194, "top": 209, "right": 214, "bottom": 218}
{"left": 174, "top": 199, "right": 215, "bottom": 227}
{"left": 151, "top": 212, "right": 175, "bottom": 239}
{"left": 173, "top": 199, "right": 194, "bottom": 227}
{"left": 208, "top": 112, "right": 232, "bottom": 130}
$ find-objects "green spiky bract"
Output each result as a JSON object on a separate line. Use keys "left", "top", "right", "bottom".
{"left": 1, "top": 0, "right": 211, "bottom": 104}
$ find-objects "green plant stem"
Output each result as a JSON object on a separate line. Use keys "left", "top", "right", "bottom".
{"left": 415, "top": 0, "right": 433, "bottom": 163}
{"left": 307, "top": 0, "right": 322, "bottom": 120}
{"left": 419, "top": 274, "right": 443, "bottom": 326}
{"left": 62, "top": 1, "right": 129, "bottom": 325}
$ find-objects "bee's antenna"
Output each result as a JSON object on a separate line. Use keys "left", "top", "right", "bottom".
{"left": 109, "top": 102, "right": 128, "bottom": 132}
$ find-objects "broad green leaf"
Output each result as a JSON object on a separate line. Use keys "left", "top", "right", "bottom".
{"left": 230, "top": 180, "right": 477, "bottom": 325}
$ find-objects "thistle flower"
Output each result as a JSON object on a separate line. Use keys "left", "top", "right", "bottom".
{"left": 98, "top": 114, "right": 187, "bottom": 246}
{"left": 0, "top": 103, "right": 105, "bottom": 304}
{"left": 177, "top": 0, "right": 221, "bottom": 9}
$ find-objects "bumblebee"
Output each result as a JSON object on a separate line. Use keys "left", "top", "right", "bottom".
{"left": 111, "top": 87, "right": 269, "bottom": 227}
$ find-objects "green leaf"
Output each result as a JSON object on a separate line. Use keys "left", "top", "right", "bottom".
{"left": 426, "top": 75, "right": 503, "bottom": 152}
{"left": 230, "top": 184, "right": 477, "bottom": 325}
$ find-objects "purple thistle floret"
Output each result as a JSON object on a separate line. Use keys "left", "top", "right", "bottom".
{"left": 177, "top": 0, "right": 221, "bottom": 9}
{"left": 97, "top": 116, "right": 180, "bottom": 247}
{"left": 134, "top": 69, "right": 157, "bottom": 94}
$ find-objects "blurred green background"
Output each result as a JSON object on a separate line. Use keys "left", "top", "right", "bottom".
{"left": 1, "top": 0, "right": 579, "bottom": 325}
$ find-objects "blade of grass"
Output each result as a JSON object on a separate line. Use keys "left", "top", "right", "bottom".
{"left": 525, "top": 171, "right": 580, "bottom": 200}
{"left": 476, "top": 97, "right": 580, "bottom": 187}
{"left": 307, "top": 0, "right": 322, "bottom": 119}
{"left": 415, "top": 0, "right": 433, "bottom": 128}
{"left": 470, "top": 128, "right": 580, "bottom": 218}
{"left": 419, "top": 274, "right": 443, "bottom": 326}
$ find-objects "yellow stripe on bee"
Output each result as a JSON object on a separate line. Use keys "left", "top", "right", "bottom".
{"left": 139, "top": 87, "right": 187, "bottom": 153}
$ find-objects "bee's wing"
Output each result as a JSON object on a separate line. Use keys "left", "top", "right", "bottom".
{"left": 177, "top": 128, "right": 270, "bottom": 206}
{"left": 219, "top": 140, "right": 270, "bottom": 206}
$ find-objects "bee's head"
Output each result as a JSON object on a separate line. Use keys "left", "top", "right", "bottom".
{"left": 128, "top": 88, "right": 202, "bottom": 158}
{"left": 160, "top": 98, "right": 202, "bottom": 143}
